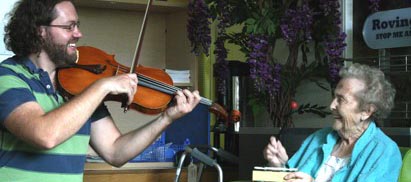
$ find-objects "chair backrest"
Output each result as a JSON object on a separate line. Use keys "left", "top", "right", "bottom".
{"left": 399, "top": 147, "right": 411, "bottom": 182}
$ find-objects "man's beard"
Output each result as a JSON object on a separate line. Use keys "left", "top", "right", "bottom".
{"left": 43, "top": 33, "right": 77, "bottom": 67}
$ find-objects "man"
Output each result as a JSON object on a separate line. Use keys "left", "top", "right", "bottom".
{"left": 0, "top": 0, "right": 200, "bottom": 181}
{"left": 263, "top": 63, "right": 402, "bottom": 181}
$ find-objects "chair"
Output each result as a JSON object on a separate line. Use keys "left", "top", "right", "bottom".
{"left": 399, "top": 147, "right": 411, "bottom": 182}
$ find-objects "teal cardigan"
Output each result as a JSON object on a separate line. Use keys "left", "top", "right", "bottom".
{"left": 287, "top": 122, "right": 402, "bottom": 182}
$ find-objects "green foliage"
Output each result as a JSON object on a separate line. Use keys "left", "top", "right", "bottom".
{"left": 295, "top": 104, "right": 331, "bottom": 118}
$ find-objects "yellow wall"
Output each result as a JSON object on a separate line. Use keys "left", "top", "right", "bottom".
{"left": 225, "top": 24, "right": 247, "bottom": 62}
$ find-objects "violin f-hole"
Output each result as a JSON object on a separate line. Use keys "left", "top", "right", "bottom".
{"left": 66, "top": 64, "right": 107, "bottom": 74}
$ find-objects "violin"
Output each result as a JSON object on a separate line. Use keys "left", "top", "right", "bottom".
{"left": 57, "top": 46, "right": 228, "bottom": 120}
{"left": 57, "top": 0, "right": 228, "bottom": 120}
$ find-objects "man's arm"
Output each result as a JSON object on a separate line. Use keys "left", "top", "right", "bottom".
{"left": 3, "top": 74, "right": 137, "bottom": 149}
{"left": 90, "top": 90, "right": 201, "bottom": 167}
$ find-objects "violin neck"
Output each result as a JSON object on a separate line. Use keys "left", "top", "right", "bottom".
{"left": 138, "top": 74, "right": 212, "bottom": 106}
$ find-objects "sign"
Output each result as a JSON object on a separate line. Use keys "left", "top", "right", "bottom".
{"left": 363, "top": 8, "right": 411, "bottom": 49}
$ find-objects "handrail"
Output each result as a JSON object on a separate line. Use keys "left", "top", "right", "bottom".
{"left": 347, "top": 55, "right": 411, "bottom": 73}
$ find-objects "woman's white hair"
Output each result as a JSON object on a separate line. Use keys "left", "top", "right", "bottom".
{"left": 339, "top": 63, "right": 396, "bottom": 122}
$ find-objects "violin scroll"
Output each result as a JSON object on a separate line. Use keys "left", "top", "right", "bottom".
{"left": 209, "top": 102, "right": 228, "bottom": 121}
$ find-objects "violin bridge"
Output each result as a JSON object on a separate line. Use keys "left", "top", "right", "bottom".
{"left": 115, "top": 65, "right": 120, "bottom": 75}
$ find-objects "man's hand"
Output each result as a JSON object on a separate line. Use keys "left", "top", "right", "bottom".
{"left": 263, "top": 136, "right": 289, "bottom": 167}
{"left": 164, "top": 89, "right": 201, "bottom": 122}
{"left": 99, "top": 73, "right": 138, "bottom": 105}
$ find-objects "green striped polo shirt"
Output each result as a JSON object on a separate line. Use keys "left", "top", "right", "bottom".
{"left": 0, "top": 56, "right": 110, "bottom": 182}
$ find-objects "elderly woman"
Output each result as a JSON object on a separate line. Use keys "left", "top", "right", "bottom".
{"left": 263, "top": 63, "right": 402, "bottom": 182}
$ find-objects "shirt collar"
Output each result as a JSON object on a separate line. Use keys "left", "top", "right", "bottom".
{"left": 324, "top": 122, "right": 377, "bottom": 165}
{"left": 349, "top": 121, "right": 376, "bottom": 164}
{"left": 18, "top": 56, "right": 44, "bottom": 74}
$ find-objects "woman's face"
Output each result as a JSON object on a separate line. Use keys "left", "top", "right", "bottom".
{"left": 330, "top": 78, "right": 369, "bottom": 138}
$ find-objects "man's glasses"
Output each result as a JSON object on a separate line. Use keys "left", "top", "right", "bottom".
{"left": 46, "top": 22, "right": 80, "bottom": 32}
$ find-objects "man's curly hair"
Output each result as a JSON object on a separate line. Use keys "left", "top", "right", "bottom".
{"left": 4, "top": 0, "right": 70, "bottom": 57}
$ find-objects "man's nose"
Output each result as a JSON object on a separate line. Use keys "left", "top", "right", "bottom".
{"left": 73, "top": 26, "right": 82, "bottom": 38}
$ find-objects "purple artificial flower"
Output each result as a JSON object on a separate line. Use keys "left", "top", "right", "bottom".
{"left": 324, "top": 32, "right": 347, "bottom": 59}
{"left": 280, "top": 2, "right": 314, "bottom": 45}
{"left": 272, "top": 63, "right": 282, "bottom": 95}
{"left": 213, "top": 0, "right": 231, "bottom": 95}
{"left": 246, "top": 34, "right": 280, "bottom": 96}
{"left": 187, "top": 0, "right": 211, "bottom": 56}
{"left": 369, "top": 0, "right": 381, "bottom": 13}
{"left": 328, "top": 59, "right": 341, "bottom": 84}
{"left": 214, "top": 36, "right": 229, "bottom": 95}
{"left": 320, "top": 0, "right": 347, "bottom": 86}
{"left": 216, "top": 0, "right": 231, "bottom": 28}
{"left": 319, "top": 0, "right": 340, "bottom": 16}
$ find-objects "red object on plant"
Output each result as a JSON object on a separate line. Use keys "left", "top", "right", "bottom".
{"left": 230, "top": 110, "right": 241, "bottom": 123}
{"left": 290, "top": 101, "right": 298, "bottom": 110}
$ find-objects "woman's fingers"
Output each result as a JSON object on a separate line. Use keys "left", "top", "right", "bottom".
{"left": 284, "top": 172, "right": 314, "bottom": 182}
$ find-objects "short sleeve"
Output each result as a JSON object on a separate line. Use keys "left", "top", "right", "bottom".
{"left": 89, "top": 103, "right": 111, "bottom": 122}
{"left": 0, "top": 68, "right": 36, "bottom": 123}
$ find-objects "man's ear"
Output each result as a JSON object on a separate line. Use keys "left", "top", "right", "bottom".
{"left": 39, "top": 26, "right": 46, "bottom": 37}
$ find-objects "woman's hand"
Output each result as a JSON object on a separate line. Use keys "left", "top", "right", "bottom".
{"left": 284, "top": 172, "right": 314, "bottom": 182}
{"left": 263, "top": 136, "right": 289, "bottom": 167}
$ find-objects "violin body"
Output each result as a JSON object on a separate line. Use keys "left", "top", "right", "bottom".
{"left": 57, "top": 46, "right": 228, "bottom": 119}
{"left": 57, "top": 46, "right": 173, "bottom": 114}
{"left": 56, "top": 0, "right": 228, "bottom": 119}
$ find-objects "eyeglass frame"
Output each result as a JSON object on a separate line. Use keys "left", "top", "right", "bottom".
{"left": 46, "top": 21, "right": 80, "bottom": 32}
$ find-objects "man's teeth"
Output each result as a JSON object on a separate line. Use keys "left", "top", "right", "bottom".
{"left": 68, "top": 43, "right": 76, "bottom": 47}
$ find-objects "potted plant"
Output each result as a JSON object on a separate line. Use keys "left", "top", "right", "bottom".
{"left": 188, "top": 0, "right": 347, "bottom": 130}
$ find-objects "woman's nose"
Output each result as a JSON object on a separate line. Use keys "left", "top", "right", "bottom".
{"left": 330, "top": 98, "right": 337, "bottom": 111}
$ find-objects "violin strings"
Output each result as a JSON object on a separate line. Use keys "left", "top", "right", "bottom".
{"left": 138, "top": 74, "right": 178, "bottom": 93}
{"left": 116, "top": 65, "right": 130, "bottom": 73}
{"left": 106, "top": 61, "right": 131, "bottom": 73}
{"left": 137, "top": 74, "right": 212, "bottom": 106}
{"left": 108, "top": 63, "right": 212, "bottom": 105}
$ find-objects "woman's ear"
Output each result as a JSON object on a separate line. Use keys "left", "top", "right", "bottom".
{"left": 361, "top": 104, "right": 376, "bottom": 121}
